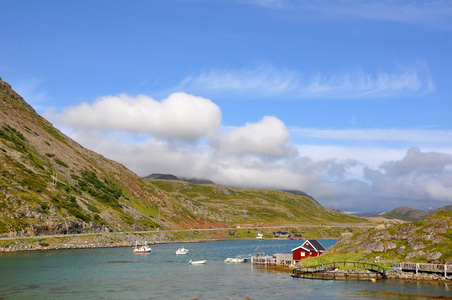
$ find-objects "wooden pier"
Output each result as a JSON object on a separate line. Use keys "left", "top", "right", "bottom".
{"left": 292, "top": 261, "right": 386, "bottom": 281}
{"left": 251, "top": 255, "right": 276, "bottom": 265}
{"left": 391, "top": 262, "right": 452, "bottom": 278}
{"left": 251, "top": 253, "right": 293, "bottom": 266}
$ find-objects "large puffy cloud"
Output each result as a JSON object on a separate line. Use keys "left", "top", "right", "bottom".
{"left": 45, "top": 92, "right": 222, "bottom": 141}
{"left": 215, "top": 116, "right": 298, "bottom": 157}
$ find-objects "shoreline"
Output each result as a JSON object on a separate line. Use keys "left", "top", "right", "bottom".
{"left": 2, "top": 233, "right": 451, "bottom": 284}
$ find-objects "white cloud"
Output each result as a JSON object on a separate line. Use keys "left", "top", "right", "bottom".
{"left": 45, "top": 92, "right": 222, "bottom": 141}
{"left": 380, "top": 147, "right": 452, "bottom": 176}
{"left": 178, "top": 63, "right": 434, "bottom": 100}
{"left": 215, "top": 116, "right": 298, "bottom": 157}
{"left": 363, "top": 148, "right": 452, "bottom": 207}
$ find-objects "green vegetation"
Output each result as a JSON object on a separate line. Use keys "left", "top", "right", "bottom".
{"left": 78, "top": 170, "right": 123, "bottom": 209}
{"left": 50, "top": 195, "right": 91, "bottom": 223}
{"left": 54, "top": 158, "right": 69, "bottom": 168}
{"left": 0, "top": 124, "right": 46, "bottom": 170}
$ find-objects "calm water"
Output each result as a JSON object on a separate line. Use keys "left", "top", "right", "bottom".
{"left": 0, "top": 239, "right": 450, "bottom": 299}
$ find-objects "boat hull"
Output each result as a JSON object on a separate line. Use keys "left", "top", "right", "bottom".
{"left": 189, "top": 260, "right": 207, "bottom": 264}
{"left": 224, "top": 258, "right": 247, "bottom": 263}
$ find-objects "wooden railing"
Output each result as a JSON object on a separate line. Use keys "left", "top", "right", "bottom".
{"left": 396, "top": 262, "right": 451, "bottom": 277}
{"left": 276, "top": 253, "right": 293, "bottom": 265}
{"left": 251, "top": 255, "right": 276, "bottom": 265}
{"left": 292, "top": 261, "right": 386, "bottom": 281}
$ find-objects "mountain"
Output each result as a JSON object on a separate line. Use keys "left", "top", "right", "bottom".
{"left": 0, "top": 76, "right": 365, "bottom": 238}
{"left": 144, "top": 173, "right": 179, "bottom": 181}
{"left": 143, "top": 173, "right": 215, "bottom": 184}
{"left": 374, "top": 206, "right": 430, "bottom": 222}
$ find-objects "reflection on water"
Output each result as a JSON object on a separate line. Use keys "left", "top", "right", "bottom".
{"left": 0, "top": 239, "right": 450, "bottom": 299}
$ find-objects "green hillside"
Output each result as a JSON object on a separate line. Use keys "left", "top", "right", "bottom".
{"left": 150, "top": 179, "right": 364, "bottom": 227}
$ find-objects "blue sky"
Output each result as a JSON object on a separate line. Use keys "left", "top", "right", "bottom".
{"left": 1, "top": 0, "right": 452, "bottom": 213}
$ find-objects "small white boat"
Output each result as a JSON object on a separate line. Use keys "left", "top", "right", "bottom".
{"left": 189, "top": 260, "right": 207, "bottom": 265}
{"left": 224, "top": 257, "right": 248, "bottom": 263}
{"left": 133, "top": 241, "right": 151, "bottom": 253}
{"left": 176, "top": 247, "right": 189, "bottom": 255}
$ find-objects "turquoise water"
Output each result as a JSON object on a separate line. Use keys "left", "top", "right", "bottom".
{"left": 0, "top": 239, "right": 450, "bottom": 299}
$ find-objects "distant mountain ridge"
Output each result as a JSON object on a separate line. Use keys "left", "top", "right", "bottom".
{"left": 143, "top": 173, "right": 215, "bottom": 185}
{"left": 375, "top": 206, "right": 430, "bottom": 222}
{"left": 365, "top": 205, "right": 452, "bottom": 222}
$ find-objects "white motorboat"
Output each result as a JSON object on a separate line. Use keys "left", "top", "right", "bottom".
{"left": 176, "top": 247, "right": 189, "bottom": 255}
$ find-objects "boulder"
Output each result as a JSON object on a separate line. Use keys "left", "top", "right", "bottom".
{"left": 360, "top": 240, "right": 385, "bottom": 253}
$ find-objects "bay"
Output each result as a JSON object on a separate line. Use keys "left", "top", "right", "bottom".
{"left": 0, "top": 239, "right": 450, "bottom": 299}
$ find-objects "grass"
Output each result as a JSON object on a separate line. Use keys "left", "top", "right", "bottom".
{"left": 300, "top": 252, "right": 364, "bottom": 267}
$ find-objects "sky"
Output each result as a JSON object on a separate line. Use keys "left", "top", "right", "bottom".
{"left": 1, "top": 0, "right": 452, "bottom": 213}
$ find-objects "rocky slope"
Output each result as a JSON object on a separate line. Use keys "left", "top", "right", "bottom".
{"left": 324, "top": 210, "right": 452, "bottom": 264}
{"left": 0, "top": 77, "right": 175, "bottom": 236}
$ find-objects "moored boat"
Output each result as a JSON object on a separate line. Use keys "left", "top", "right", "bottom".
{"left": 133, "top": 241, "right": 151, "bottom": 253}
{"left": 176, "top": 247, "right": 189, "bottom": 255}
{"left": 188, "top": 260, "right": 206, "bottom": 264}
{"left": 224, "top": 257, "right": 248, "bottom": 263}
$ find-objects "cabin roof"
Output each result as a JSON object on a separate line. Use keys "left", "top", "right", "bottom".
{"left": 291, "top": 239, "right": 326, "bottom": 252}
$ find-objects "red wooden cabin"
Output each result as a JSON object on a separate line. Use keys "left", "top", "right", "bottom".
{"left": 291, "top": 239, "right": 326, "bottom": 261}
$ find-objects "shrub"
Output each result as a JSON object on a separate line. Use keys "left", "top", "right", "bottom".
{"left": 54, "top": 158, "right": 69, "bottom": 168}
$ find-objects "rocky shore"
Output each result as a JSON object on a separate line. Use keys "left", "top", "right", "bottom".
{"left": 386, "top": 270, "right": 451, "bottom": 282}
{"left": 0, "top": 232, "right": 173, "bottom": 253}
{"left": 262, "top": 264, "right": 452, "bottom": 283}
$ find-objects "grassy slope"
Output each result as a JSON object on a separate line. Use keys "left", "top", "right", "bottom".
{"left": 150, "top": 180, "right": 365, "bottom": 226}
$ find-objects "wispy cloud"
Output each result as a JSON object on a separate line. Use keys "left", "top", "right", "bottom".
{"left": 12, "top": 77, "right": 49, "bottom": 110}
{"left": 178, "top": 62, "right": 435, "bottom": 100}
{"left": 238, "top": 0, "right": 452, "bottom": 30}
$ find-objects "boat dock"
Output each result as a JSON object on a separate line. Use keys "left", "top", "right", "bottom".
{"left": 251, "top": 253, "right": 293, "bottom": 266}
{"left": 292, "top": 261, "right": 386, "bottom": 281}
